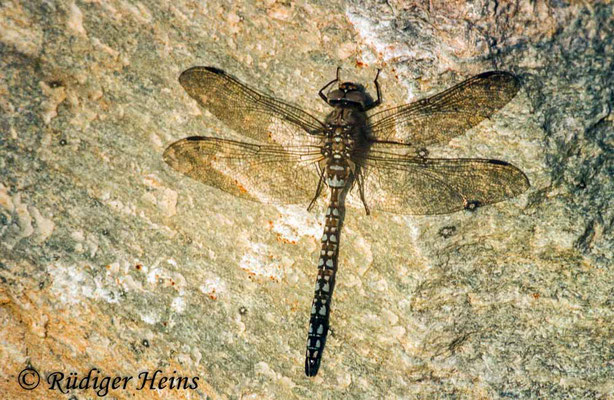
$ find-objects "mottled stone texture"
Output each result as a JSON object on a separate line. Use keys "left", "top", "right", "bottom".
{"left": 0, "top": 0, "right": 612, "bottom": 399}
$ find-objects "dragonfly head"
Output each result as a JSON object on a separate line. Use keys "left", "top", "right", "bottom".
{"left": 339, "top": 82, "right": 359, "bottom": 91}
{"left": 328, "top": 82, "right": 369, "bottom": 110}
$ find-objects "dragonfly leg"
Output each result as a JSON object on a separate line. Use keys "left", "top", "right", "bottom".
{"left": 357, "top": 171, "right": 371, "bottom": 215}
{"left": 318, "top": 67, "right": 341, "bottom": 104}
{"left": 307, "top": 168, "right": 326, "bottom": 212}
{"left": 365, "top": 68, "right": 382, "bottom": 111}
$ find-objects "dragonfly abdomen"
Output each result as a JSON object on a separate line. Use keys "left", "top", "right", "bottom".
{"left": 326, "top": 163, "right": 348, "bottom": 188}
{"left": 305, "top": 188, "right": 344, "bottom": 376}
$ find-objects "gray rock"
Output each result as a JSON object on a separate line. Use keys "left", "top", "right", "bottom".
{"left": 0, "top": 0, "right": 611, "bottom": 398}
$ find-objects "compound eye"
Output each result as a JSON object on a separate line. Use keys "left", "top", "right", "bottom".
{"left": 346, "top": 91, "right": 365, "bottom": 104}
{"left": 328, "top": 89, "right": 345, "bottom": 102}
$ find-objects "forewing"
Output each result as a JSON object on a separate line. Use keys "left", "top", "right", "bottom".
{"left": 179, "top": 67, "right": 325, "bottom": 145}
{"left": 367, "top": 71, "right": 520, "bottom": 146}
{"left": 163, "top": 137, "right": 324, "bottom": 205}
{"left": 356, "top": 151, "right": 529, "bottom": 215}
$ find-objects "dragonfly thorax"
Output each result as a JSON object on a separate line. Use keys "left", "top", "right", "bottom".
{"left": 321, "top": 130, "right": 356, "bottom": 161}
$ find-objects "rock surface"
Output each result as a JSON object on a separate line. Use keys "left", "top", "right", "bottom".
{"left": 0, "top": 0, "right": 612, "bottom": 398}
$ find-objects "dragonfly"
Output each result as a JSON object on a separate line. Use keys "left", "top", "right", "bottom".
{"left": 163, "top": 66, "right": 529, "bottom": 377}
